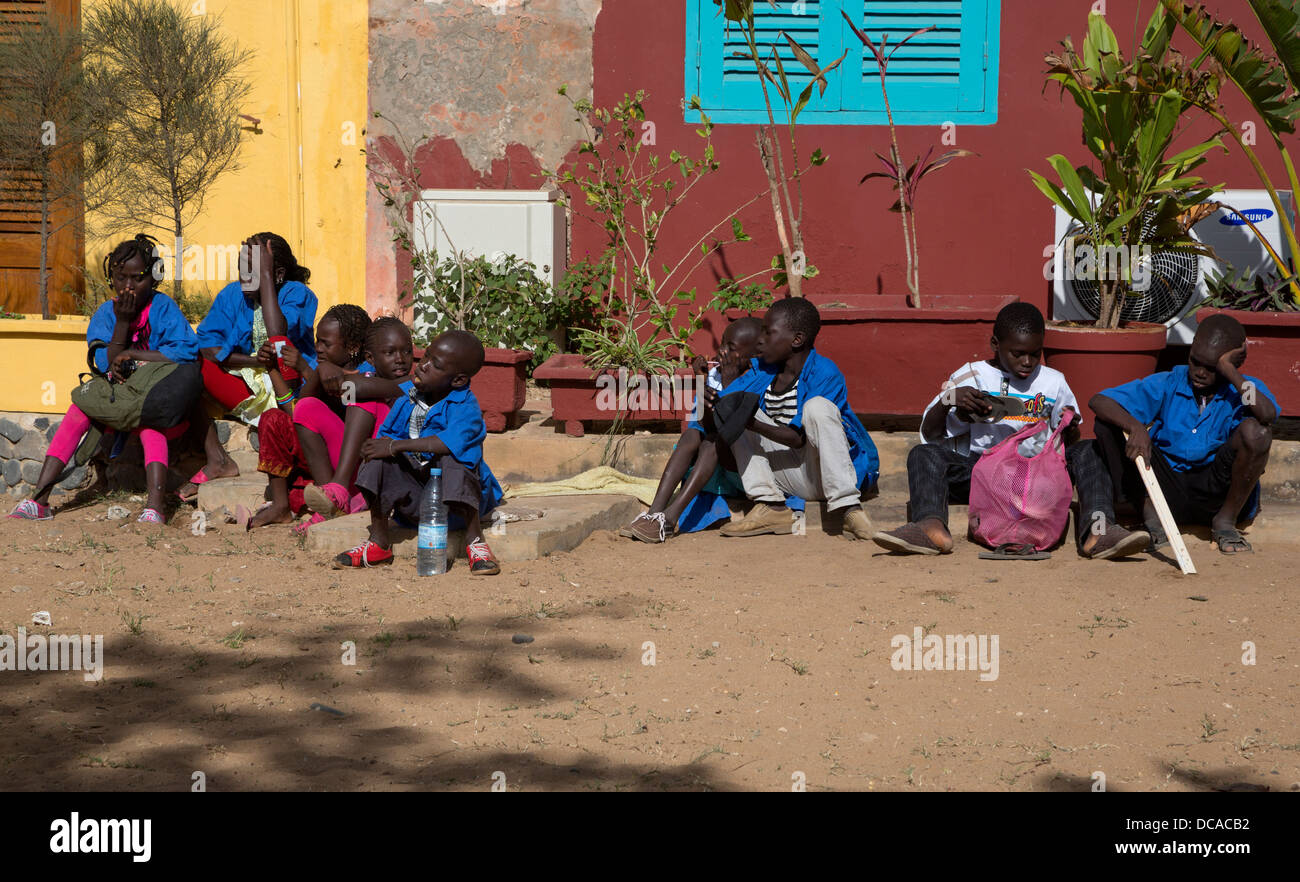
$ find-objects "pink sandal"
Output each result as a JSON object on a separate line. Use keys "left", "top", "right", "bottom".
{"left": 177, "top": 468, "right": 212, "bottom": 504}
{"left": 292, "top": 512, "right": 326, "bottom": 537}
{"left": 303, "top": 482, "right": 349, "bottom": 518}
{"left": 8, "top": 499, "right": 52, "bottom": 520}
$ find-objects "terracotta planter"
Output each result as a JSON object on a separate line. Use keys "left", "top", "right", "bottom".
{"left": 1195, "top": 308, "right": 1299, "bottom": 415}
{"left": 1044, "top": 322, "right": 1168, "bottom": 438}
{"left": 476, "top": 348, "right": 532, "bottom": 432}
{"left": 533, "top": 352, "right": 698, "bottom": 437}
{"left": 727, "top": 294, "right": 1019, "bottom": 416}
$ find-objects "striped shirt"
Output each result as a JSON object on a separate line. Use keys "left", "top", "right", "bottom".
{"left": 405, "top": 392, "right": 432, "bottom": 469}
{"left": 764, "top": 379, "right": 799, "bottom": 426}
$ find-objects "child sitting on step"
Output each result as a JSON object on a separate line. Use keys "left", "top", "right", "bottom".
{"left": 8, "top": 234, "right": 199, "bottom": 524}
{"left": 871, "top": 302, "right": 1148, "bottom": 559}
{"left": 332, "top": 329, "right": 504, "bottom": 575}
{"left": 1090, "top": 313, "right": 1277, "bottom": 554}
{"left": 247, "top": 304, "right": 374, "bottom": 529}
{"left": 712, "top": 298, "right": 879, "bottom": 540}
{"left": 621, "top": 317, "right": 762, "bottom": 542}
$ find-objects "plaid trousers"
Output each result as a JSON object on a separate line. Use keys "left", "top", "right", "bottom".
{"left": 907, "top": 439, "right": 1116, "bottom": 548}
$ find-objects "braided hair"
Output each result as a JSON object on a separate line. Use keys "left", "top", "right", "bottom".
{"left": 102, "top": 233, "right": 163, "bottom": 286}
{"left": 364, "top": 316, "right": 410, "bottom": 355}
{"left": 322, "top": 303, "right": 371, "bottom": 367}
{"left": 251, "top": 231, "right": 311, "bottom": 285}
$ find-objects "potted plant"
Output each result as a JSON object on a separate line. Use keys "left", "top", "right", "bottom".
{"left": 536, "top": 88, "right": 757, "bottom": 437}
{"left": 368, "top": 114, "right": 563, "bottom": 432}
{"left": 1160, "top": 0, "right": 1300, "bottom": 412}
{"left": 1030, "top": 6, "right": 1225, "bottom": 435}
{"left": 410, "top": 253, "right": 564, "bottom": 431}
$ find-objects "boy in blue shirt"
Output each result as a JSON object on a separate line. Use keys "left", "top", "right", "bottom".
{"left": 1091, "top": 314, "right": 1278, "bottom": 554}
{"left": 332, "top": 329, "right": 505, "bottom": 574}
{"left": 709, "top": 298, "right": 879, "bottom": 539}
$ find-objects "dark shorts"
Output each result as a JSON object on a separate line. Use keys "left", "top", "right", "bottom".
{"left": 355, "top": 453, "right": 481, "bottom": 524}
{"left": 1146, "top": 443, "right": 1243, "bottom": 524}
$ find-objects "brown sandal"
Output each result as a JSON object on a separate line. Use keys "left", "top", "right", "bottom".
{"left": 871, "top": 522, "right": 946, "bottom": 555}
{"left": 1083, "top": 525, "right": 1150, "bottom": 560}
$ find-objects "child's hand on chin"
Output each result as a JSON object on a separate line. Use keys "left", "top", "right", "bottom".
{"left": 112, "top": 289, "right": 137, "bottom": 318}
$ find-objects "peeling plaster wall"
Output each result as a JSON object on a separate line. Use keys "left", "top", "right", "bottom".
{"left": 366, "top": 0, "right": 600, "bottom": 315}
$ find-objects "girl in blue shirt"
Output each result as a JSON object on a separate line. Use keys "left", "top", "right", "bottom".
{"left": 9, "top": 235, "right": 199, "bottom": 523}
{"left": 180, "top": 232, "right": 318, "bottom": 502}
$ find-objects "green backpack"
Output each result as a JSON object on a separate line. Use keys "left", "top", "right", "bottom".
{"left": 68, "top": 342, "right": 204, "bottom": 466}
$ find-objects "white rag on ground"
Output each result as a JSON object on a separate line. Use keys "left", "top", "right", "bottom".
{"left": 503, "top": 466, "right": 658, "bottom": 506}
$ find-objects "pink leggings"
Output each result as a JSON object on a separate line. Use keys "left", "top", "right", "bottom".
{"left": 46, "top": 405, "right": 187, "bottom": 467}
{"left": 291, "top": 398, "right": 389, "bottom": 471}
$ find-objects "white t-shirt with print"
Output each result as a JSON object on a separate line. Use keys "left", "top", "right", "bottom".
{"left": 921, "top": 361, "right": 1078, "bottom": 457}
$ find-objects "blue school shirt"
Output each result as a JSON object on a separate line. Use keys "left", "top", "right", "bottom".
{"left": 678, "top": 367, "right": 759, "bottom": 532}
{"left": 1100, "top": 366, "right": 1279, "bottom": 471}
{"left": 725, "top": 349, "right": 881, "bottom": 493}
{"left": 87, "top": 292, "right": 198, "bottom": 374}
{"left": 377, "top": 381, "right": 504, "bottom": 515}
{"left": 196, "top": 280, "right": 318, "bottom": 368}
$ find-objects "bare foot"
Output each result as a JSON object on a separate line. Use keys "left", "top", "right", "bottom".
{"left": 177, "top": 457, "right": 240, "bottom": 503}
{"left": 916, "top": 517, "right": 954, "bottom": 553}
{"left": 249, "top": 502, "right": 294, "bottom": 529}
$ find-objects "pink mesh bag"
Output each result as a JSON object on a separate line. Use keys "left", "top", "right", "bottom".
{"left": 968, "top": 411, "right": 1074, "bottom": 552}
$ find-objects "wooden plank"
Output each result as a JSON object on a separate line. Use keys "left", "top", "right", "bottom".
{"left": 1135, "top": 454, "right": 1198, "bottom": 575}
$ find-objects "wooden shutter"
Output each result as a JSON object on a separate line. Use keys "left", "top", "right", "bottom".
{"left": 0, "top": 0, "right": 82, "bottom": 317}
{"left": 694, "top": 0, "right": 845, "bottom": 121}
{"left": 843, "top": 0, "right": 991, "bottom": 116}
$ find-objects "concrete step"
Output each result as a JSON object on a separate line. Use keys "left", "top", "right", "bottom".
{"left": 483, "top": 429, "right": 1300, "bottom": 503}
{"left": 484, "top": 433, "right": 678, "bottom": 483}
{"left": 196, "top": 475, "right": 268, "bottom": 513}
{"left": 305, "top": 494, "right": 644, "bottom": 561}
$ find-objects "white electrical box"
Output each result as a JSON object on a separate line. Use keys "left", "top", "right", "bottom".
{"left": 412, "top": 189, "right": 567, "bottom": 284}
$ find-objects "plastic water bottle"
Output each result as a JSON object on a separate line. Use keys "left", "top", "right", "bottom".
{"left": 417, "top": 468, "right": 448, "bottom": 576}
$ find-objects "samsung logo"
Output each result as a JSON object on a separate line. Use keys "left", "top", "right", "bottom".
{"left": 1220, "top": 208, "right": 1274, "bottom": 225}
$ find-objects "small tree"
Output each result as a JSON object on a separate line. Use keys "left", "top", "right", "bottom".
{"left": 0, "top": 11, "right": 104, "bottom": 318}
{"left": 83, "top": 0, "right": 252, "bottom": 295}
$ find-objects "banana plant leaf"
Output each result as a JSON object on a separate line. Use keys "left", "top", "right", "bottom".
{"left": 1159, "top": 0, "right": 1299, "bottom": 136}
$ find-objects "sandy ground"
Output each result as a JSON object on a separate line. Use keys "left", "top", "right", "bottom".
{"left": 1, "top": 496, "right": 1297, "bottom": 792}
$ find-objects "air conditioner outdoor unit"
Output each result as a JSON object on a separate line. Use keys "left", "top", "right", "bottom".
{"left": 1051, "top": 189, "right": 1295, "bottom": 343}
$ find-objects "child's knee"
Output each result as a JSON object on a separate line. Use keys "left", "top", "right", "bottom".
{"left": 802, "top": 396, "right": 837, "bottom": 423}
{"left": 907, "top": 442, "right": 946, "bottom": 471}
{"left": 292, "top": 396, "right": 329, "bottom": 427}
{"left": 1235, "top": 418, "right": 1272, "bottom": 456}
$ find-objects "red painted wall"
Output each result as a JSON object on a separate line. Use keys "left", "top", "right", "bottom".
{"left": 576, "top": 0, "right": 1290, "bottom": 329}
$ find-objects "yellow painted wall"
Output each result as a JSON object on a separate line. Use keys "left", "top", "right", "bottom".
{"left": 83, "top": 0, "right": 369, "bottom": 316}
{"left": 4, "top": 0, "right": 368, "bottom": 414}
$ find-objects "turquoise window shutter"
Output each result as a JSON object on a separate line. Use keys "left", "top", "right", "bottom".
{"left": 686, "top": 0, "right": 1000, "bottom": 125}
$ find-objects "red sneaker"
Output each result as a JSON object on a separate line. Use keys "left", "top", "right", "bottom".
{"left": 466, "top": 539, "right": 501, "bottom": 576}
{"left": 332, "top": 540, "right": 394, "bottom": 569}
